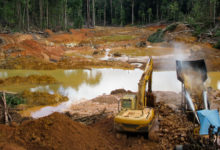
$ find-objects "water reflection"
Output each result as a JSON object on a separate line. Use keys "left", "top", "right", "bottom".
{"left": 0, "top": 69, "right": 219, "bottom": 118}
{"left": 153, "top": 71, "right": 181, "bottom": 92}
{"left": 0, "top": 69, "right": 102, "bottom": 92}
{"left": 205, "top": 72, "right": 220, "bottom": 90}
{"left": 31, "top": 70, "right": 182, "bottom": 118}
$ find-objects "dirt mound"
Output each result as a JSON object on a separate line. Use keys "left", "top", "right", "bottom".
{"left": 58, "top": 57, "right": 133, "bottom": 69}
{"left": 14, "top": 112, "right": 112, "bottom": 150}
{"left": 21, "top": 91, "right": 68, "bottom": 106}
{"left": 0, "top": 57, "right": 56, "bottom": 69}
{"left": 1, "top": 112, "right": 134, "bottom": 150}
{"left": 0, "top": 34, "right": 64, "bottom": 61}
{"left": 164, "top": 23, "right": 197, "bottom": 43}
{"left": 44, "top": 29, "right": 53, "bottom": 36}
{"left": 92, "top": 117, "right": 159, "bottom": 150}
{"left": 110, "top": 88, "right": 134, "bottom": 95}
{"left": 13, "top": 34, "right": 33, "bottom": 43}
{"left": 48, "top": 32, "right": 87, "bottom": 44}
{"left": 156, "top": 102, "right": 194, "bottom": 149}
{"left": 0, "top": 75, "right": 57, "bottom": 85}
{"left": 21, "top": 39, "right": 64, "bottom": 60}
{"left": 0, "top": 105, "right": 29, "bottom": 124}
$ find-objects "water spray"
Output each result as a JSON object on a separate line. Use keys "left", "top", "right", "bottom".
{"left": 184, "top": 88, "right": 200, "bottom": 124}
{"left": 203, "top": 90, "right": 209, "bottom": 110}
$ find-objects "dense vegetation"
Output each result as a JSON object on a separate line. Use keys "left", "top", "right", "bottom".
{"left": 0, "top": 0, "right": 219, "bottom": 31}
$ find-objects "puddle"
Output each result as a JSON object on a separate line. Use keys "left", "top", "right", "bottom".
{"left": 100, "top": 48, "right": 112, "bottom": 60}
{"left": 0, "top": 69, "right": 219, "bottom": 118}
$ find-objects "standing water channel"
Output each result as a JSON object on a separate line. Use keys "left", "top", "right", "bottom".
{"left": 0, "top": 69, "right": 219, "bottom": 118}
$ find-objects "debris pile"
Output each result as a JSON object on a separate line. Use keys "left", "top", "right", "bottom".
{"left": 0, "top": 101, "right": 31, "bottom": 124}
{"left": 156, "top": 102, "right": 194, "bottom": 149}
{"left": 14, "top": 112, "right": 113, "bottom": 150}
{"left": 208, "top": 89, "right": 220, "bottom": 109}
{"left": 65, "top": 108, "right": 108, "bottom": 125}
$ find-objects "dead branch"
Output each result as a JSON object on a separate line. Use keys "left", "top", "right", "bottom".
{"left": 1, "top": 91, "right": 9, "bottom": 125}
{"left": 172, "top": 30, "right": 194, "bottom": 35}
{"left": 0, "top": 91, "right": 17, "bottom": 95}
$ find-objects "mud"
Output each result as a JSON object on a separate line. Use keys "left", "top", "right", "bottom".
{"left": 0, "top": 25, "right": 219, "bottom": 71}
{"left": 0, "top": 57, "right": 57, "bottom": 70}
{"left": 0, "top": 104, "right": 31, "bottom": 124}
{"left": 21, "top": 91, "right": 68, "bottom": 106}
{"left": 0, "top": 75, "right": 57, "bottom": 85}
{"left": 155, "top": 102, "right": 194, "bottom": 149}
{"left": 0, "top": 108, "right": 159, "bottom": 150}
{"left": 0, "top": 89, "right": 219, "bottom": 149}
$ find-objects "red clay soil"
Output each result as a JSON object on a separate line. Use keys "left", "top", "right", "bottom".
{"left": 21, "top": 39, "right": 64, "bottom": 61}
{"left": 44, "top": 29, "right": 54, "bottom": 36}
{"left": 1, "top": 34, "right": 64, "bottom": 61}
{"left": 146, "top": 24, "right": 166, "bottom": 31}
{"left": 0, "top": 112, "right": 158, "bottom": 150}
{"left": 92, "top": 117, "right": 159, "bottom": 150}
{"left": 47, "top": 28, "right": 93, "bottom": 44}
{"left": 14, "top": 112, "right": 113, "bottom": 150}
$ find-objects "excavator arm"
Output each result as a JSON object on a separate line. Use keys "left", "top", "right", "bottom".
{"left": 136, "top": 57, "right": 153, "bottom": 109}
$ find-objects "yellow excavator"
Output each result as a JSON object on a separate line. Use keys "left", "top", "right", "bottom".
{"left": 114, "top": 57, "right": 155, "bottom": 132}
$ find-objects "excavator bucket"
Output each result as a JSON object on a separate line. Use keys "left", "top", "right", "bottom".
{"left": 176, "top": 59, "right": 208, "bottom": 83}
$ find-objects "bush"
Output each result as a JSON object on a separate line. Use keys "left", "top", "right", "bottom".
{"left": 215, "top": 30, "right": 220, "bottom": 37}
{"left": 214, "top": 40, "right": 220, "bottom": 49}
{"left": 164, "top": 23, "right": 178, "bottom": 32}
{"left": 147, "top": 29, "right": 164, "bottom": 43}
{"left": 0, "top": 93, "right": 26, "bottom": 107}
{"left": 74, "top": 16, "right": 83, "bottom": 29}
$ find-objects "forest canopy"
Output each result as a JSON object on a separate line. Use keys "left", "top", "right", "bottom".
{"left": 0, "top": 0, "right": 219, "bottom": 31}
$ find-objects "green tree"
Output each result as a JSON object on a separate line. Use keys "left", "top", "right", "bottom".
{"left": 147, "top": 8, "right": 152, "bottom": 23}
{"left": 120, "top": 0, "right": 125, "bottom": 26}
{"left": 168, "top": 1, "right": 179, "bottom": 21}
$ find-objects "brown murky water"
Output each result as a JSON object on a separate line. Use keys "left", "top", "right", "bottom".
{"left": 0, "top": 69, "right": 219, "bottom": 118}
{"left": 206, "top": 72, "right": 220, "bottom": 90}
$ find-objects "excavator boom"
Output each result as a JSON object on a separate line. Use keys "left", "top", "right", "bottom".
{"left": 137, "top": 57, "right": 153, "bottom": 109}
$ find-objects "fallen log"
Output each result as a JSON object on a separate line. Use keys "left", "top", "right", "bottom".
{"left": 65, "top": 108, "right": 109, "bottom": 125}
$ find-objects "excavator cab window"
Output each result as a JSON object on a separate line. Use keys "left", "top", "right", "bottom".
{"left": 121, "top": 99, "right": 132, "bottom": 109}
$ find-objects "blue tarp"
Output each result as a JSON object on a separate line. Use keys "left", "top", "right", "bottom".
{"left": 197, "top": 109, "right": 220, "bottom": 135}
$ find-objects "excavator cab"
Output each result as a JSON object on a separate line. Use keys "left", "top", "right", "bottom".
{"left": 119, "top": 94, "right": 136, "bottom": 111}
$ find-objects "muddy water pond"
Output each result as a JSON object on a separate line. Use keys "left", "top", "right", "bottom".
{"left": 0, "top": 69, "right": 219, "bottom": 118}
